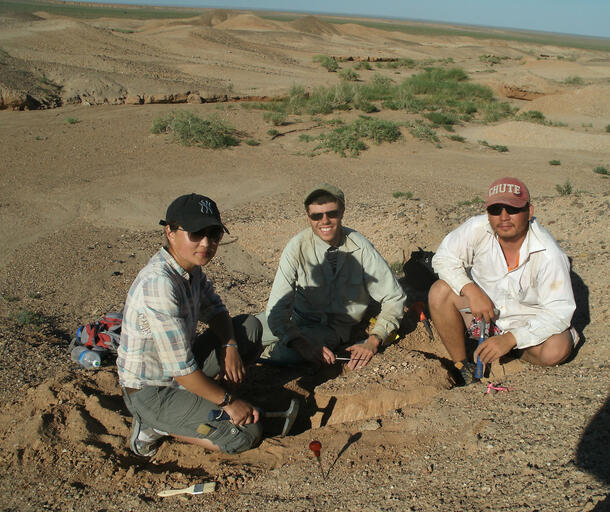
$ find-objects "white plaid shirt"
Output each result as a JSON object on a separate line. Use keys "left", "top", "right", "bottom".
{"left": 117, "top": 248, "right": 227, "bottom": 388}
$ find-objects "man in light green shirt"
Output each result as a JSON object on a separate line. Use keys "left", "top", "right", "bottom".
{"left": 258, "top": 184, "right": 406, "bottom": 370}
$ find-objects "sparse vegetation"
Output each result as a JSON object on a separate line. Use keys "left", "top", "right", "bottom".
{"left": 605, "top": 124, "right": 610, "bottom": 133}
{"left": 458, "top": 196, "right": 484, "bottom": 207}
{"left": 479, "top": 54, "right": 510, "bottom": 65}
{"left": 151, "top": 111, "right": 239, "bottom": 148}
{"left": 267, "top": 129, "right": 279, "bottom": 137}
{"left": 313, "top": 54, "right": 339, "bottom": 72}
{"left": 407, "top": 121, "right": 439, "bottom": 142}
{"left": 593, "top": 165, "right": 609, "bottom": 176}
{"left": 390, "top": 261, "right": 404, "bottom": 275}
{"left": 299, "top": 134, "right": 314, "bottom": 142}
{"left": 245, "top": 139, "right": 260, "bottom": 146}
{"left": 555, "top": 180, "right": 573, "bottom": 196}
{"left": 549, "top": 160, "right": 561, "bottom": 166}
{"left": 479, "top": 140, "right": 508, "bottom": 152}
{"left": 353, "top": 61, "right": 373, "bottom": 71}
{"left": 66, "top": 117, "right": 79, "bottom": 125}
{"left": 11, "top": 309, "right": 46, "bottom": 327}
{"left": 563, "top": 75, "right": 584, "bottom": 85}
{"left": 310, "top": 116, "right": 402, "bottom": 157}
{"left": 392, "top": 191, "right": 413, "bottom": 199}
{"left": 263, "top": 111, "right": 287, "bottom": 126}
{"left": 339, "top": 68, "right": 360, "bottom": 81}
{"left": 2, "top": 294, "right": 20, "bottom": 302}
{"left": 449, "top": 135, "right": 466, "bottom": 142}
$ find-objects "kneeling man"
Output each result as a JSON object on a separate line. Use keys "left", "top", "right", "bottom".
{"left": 259, "top": 184, "right": 406, "bottom": 370}
{"left": 428, "top": 177, "right": 577, "bottom": 385}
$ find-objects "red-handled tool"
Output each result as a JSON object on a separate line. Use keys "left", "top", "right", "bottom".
{"left": 412, "top": 301, "right": 434, "bottom": 341}
{"left": 309, "top": 440, "right": 325, "bottom": 480}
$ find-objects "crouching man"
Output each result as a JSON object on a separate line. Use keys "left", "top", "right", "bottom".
{"left": 117, "top": 193, "right": 263, "bottom": 456}
{"left": 428, "top": 177, "right": 577, "bottom": 385}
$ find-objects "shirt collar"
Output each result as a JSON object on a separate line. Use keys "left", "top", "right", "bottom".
{"left": 485, "top": 217, "right": 546, "bottom": 257}
{"left": 160, "top": 247, "right": 193, "bottom": 280}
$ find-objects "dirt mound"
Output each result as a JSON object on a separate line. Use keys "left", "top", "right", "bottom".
{"left": 215, "top": 13, "right": 282, "bottom": 31}
{"left": 528, "top": 84, "right": 610, "bottom": 118}
{"left": 198, "top": 8, "right": 235, "bottom": 26}
{"left": 289, "top": 15, "right": 339, "bottom": 36}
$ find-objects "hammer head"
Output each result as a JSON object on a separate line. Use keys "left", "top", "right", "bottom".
{"left": 280, "top": 398, "right": 299, "bottom": 437}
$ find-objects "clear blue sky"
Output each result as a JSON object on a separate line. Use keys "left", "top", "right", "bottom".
{"left": 84, "top": 0, "right": 610, "bottom": 38}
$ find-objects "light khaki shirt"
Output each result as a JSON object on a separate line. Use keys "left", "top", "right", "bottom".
{"left": 266, "top": 227, "right": 406, "bottom": 347}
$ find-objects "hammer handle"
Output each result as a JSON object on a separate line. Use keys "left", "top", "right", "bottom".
{"left": 475, "top": 319, "right": 486, "bottom": 379}
{"left": 208, "top": 408, "right": 268, "bottom": 422}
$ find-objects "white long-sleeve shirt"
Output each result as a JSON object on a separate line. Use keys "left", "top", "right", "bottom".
{"left": 432, "top": 215, "right": 575, "bottom": 349}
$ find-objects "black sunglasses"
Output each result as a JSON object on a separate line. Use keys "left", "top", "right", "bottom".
{"left": 308, "top": 209, "right": 340, "bottom": 221}
{"left": 487, "top": 204, "right": 529, "bottom": 216}
{"left": 178, "top": 226, "right": 224, "bottom": 243}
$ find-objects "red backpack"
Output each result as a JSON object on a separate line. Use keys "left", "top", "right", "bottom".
{"left": 71, "top": 312, "right": 122, "bottom": 354}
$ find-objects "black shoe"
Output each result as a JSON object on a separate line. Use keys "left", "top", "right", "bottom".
{"left": 453, "top": 360, "right": 478, "bottom": 386}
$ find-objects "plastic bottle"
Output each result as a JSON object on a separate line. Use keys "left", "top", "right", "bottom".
{"left": 71, "top": 346, "right": 101, "bottom": 369}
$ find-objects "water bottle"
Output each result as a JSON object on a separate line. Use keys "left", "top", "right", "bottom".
{"left": 71, "top": 346, "right": 101, "bottom": 369}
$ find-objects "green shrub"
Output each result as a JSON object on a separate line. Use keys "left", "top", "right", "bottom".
{"left": 66, "top": 117, "right": 79, "bottom": 124}
{"left": 407, "top": 121, "right": 439, "bottom": 142}
{"left": 313, "top": 116, "right": 402, "bottom": 157}
{"left": 267, "top": 129, "right": 279, "bottom": 136}
{"left": 605, "top": 124, "right": 610, "bottom": 133}
{"left": 449, "top": 135, "right": 466, "bottom": 142}
{"left": 313, "top": 54, "right": 339, "bottom": 72}
{"left": 555, "top": 180, "right": 573, "bottom": 196}
{"left": 245, "top": 139, "right": 260, "bottom": 146}
{"left": 353, "top": 61, "right": 373, "bottom": 70}
{"left": 549, "top": 160, "right": 561, "bottom": 166}
{"left": 12, "top": 309, "right": 46, "bottom": 327}
{"left": 458, "top": 196, "right": 484, "bottom": 207}
{"left": 593, "top": 165, "right": 609, "bottom": 175}
{"left": 479, "top": 54, "right": 509, "bottom": 65}
{"left": 479, "top": 139, "right": 508, "bottom": 152}
{"left": 299, "top": 134, "right": 314, "bottom": 142}
{"left": 563, "top": 75, "right": 584, "bottom": 85}
{"left": 263, "top": 111, "right": 287, "bottom": 126}
{"left": 390, "top": 261, "right": 404, "bottom": 275}
{"left": 151, "top": 111, "right": 239, "bottom": 148}
{"left": 517, "top": 110, "right": 546, "bottom": 122}
{"left": 339, "top": 68, "right": 360, "bottom": 81}
{"left": 392, "top": 191, "right": 413, "bottom": 199}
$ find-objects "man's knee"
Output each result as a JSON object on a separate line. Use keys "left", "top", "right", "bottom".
{"left": 523, "top": 332, "right": 573, "bottom": 366}
{"left": 428, "top": 279, "right": 456, "bottom": 308}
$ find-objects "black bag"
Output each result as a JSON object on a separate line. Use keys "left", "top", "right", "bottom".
{"left": 402, "top": 248, "right": 438, "bottom": 294}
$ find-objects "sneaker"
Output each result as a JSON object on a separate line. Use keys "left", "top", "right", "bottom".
{"left": 453, "top": 360, "right": 478, "bottom": 386}
{"left": 129, "top": 417, "right": 162, "bottom": 457}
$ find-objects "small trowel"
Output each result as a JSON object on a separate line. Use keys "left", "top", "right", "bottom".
{"left": 157, "top": 481, "right": 216, "bottom": 497}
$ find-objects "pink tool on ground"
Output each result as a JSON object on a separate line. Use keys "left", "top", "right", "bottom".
{"left": 485, "top": 383, "right": 514, "bottom": 394}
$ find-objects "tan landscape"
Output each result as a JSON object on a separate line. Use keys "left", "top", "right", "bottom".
{"left": 0, "top": 2, "right": 608, "bottom": 510}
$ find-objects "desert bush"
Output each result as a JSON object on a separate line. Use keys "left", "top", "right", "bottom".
{"left": 267, "top": 129, "right": 279, "bottom": 136}
{"left": 593, "top": 165, "right": 609, "bottom": 175}
{"left": 339, "top": 68, "right": 360, "bottom": 81}
{"left": 407, "top": 121, "right": 439, "bottom": 142}
{"left": 313, "top": 54, "right": 339, "bottom": 72}
{"left": 517, "top": 110, "right": 546, "bottom": 123}
{"left": 151, "top": 111, "right": 239, "bottom": 148}
{"left": 458, "top": 196, "right": 484, "bottom": 207}
{"left": 563, "top": 75, "right": 584, "bottom": 85}
{"left": 555, "top": 180, "right": 573, "bottom": 196}
{"left": 263, "top": 111, "right": 287, "bottom": 126}
{"left": 479, "top": 54, "right": 509, "bottom": 65}
{"left": 449, "top": 135, "right": 466, "bottom": 142}
{"left": 245, "top": 139, "right": 260, "bottom": 146}
{"left": 66, "top": 117, "right": 79, "bottom": 124}
{"left": 479, "top": 140, "right": 508, "bottom": 152}
{"left": 12, "top": 309, "right": 46, "bottom": 327}
{"left": 549, "top": 160, "right": 561, "bottom": 166}
{"left": 353, "top": 61, "right": 373, "bottom": 70}
{"left": 392, "top": 191, "right": 413, "bottom": 199}
{"left": 605, "top": 124, "right": 610, "bottom": 133}
{"left": 313, "top": 116, "right": 402, "bottom": 157}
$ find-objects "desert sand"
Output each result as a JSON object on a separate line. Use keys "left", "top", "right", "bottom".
{"left": 0, "top": 4, "right": 608, "bottom": 511}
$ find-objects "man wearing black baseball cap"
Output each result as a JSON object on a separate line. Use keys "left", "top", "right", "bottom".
{"left": 117, "top": 193, "right": 263, "bottom": 458}
{"left": 429, "top": 177, "right": 578, "bottom": 385}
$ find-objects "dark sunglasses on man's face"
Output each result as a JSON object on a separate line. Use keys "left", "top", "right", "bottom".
{"left": 487, "top": 204, "right": 529, "bottom": 216}
{"left": 178, "top": 226, "right": 224, "bottom": 243}
{"left": 308, "top": 209, "right": 340, "bottom": 221}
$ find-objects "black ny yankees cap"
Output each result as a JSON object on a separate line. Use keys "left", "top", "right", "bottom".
{"left": 159, "top": 193, "right": 229, "bottom": 234}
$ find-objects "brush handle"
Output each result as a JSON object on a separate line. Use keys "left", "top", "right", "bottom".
{"left": 475, "top": 319, "right": 486, "bottom": 379}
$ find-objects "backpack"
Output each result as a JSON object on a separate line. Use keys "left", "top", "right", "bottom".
{"left": 70, "top": 312, "right": 122, "bottom": 354}
{"left": 402, "top": 248, "right": 438, "bottom": 295}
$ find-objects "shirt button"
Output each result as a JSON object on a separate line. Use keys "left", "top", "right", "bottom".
{"left": 230, "top": 428, "right": 237, "bottom": 435}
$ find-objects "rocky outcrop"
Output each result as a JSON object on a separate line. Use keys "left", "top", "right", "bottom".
{"left": 499, "top": 84, "right": 545, "bottom": 101}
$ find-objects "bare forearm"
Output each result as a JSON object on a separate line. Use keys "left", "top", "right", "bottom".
{"left": 174, "top": 370, "right": 226, "bottom": 405}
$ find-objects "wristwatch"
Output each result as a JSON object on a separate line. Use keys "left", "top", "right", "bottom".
{"left": 217, "top": 391, "right": 233, "bottom": 407}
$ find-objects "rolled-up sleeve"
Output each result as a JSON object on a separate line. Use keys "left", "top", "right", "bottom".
{"left": 432, "top": 217, "right": 480, "bottom": 295}
{"left": 142, "top": 276, "right": 198, "bottom": 377}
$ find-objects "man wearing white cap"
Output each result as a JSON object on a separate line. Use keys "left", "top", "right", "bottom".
{"left": 428, "top": 177, "right": 577, "bottom": 385}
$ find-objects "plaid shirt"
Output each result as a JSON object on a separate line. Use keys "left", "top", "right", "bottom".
{"left": 117, "top": 248, "right": 227, "bottom": 388}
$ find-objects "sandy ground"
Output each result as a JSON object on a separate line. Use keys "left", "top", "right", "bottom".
{"left": 0, "top": 5, "right": 609, "bottom": 511}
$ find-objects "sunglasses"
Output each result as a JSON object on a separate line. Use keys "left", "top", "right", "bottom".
{"left": 178, "top": 226, "right": 224, "bottom": 243}
{"left": 308, "top": 209, "right": 340, "bottom": 221}
{"left": 487, "top": 204, "right": 529, "bottom": 216}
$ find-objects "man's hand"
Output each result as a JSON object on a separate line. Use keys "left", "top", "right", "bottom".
{"left": 223, "top": 399, "right": 260, "bottom": 426}
{"left": 344, "top": 335, "right": 380, "bottom": 370}
{"left": 220, "top": 344, "right": 245, "bottom": 386}
{"left": 291, "top": 336, "right": 336, "bottom": 365}
{"left": 474, "top": 332, "right": 517, "bottom": 364}
{"left": 461, "top": 283, "right": 497, "bottom": 323}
